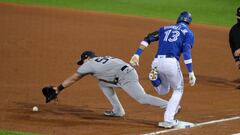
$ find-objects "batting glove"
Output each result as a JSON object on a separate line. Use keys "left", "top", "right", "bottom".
{"left": 189, "top": 72, "right": 196, "bottom": 86}
{"left": 130, "top": 54, "right": 139, "bottom": 66}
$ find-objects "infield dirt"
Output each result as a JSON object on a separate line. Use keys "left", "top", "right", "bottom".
{"left": 0, "top": 3, "right": 239, "bottom": 135}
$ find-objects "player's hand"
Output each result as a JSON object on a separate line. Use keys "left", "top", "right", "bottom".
{"left": 234, "top": 49, "right": 240, "bottom": 57}
{"left": 130, "top": 54, "right": 139, "bottom": 66}
{"left": 42, "top": 85, "right": 59, "bottom": 103}
{"left": 189, "top": 72, "right": 196, "bottom": 86}
{"left": 53, "top": 86, "right": 60, "bottom": 94}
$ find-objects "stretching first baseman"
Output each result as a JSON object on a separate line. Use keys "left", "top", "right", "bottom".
{"left": 42, "top": 51, "right": 175, "bottom": 120}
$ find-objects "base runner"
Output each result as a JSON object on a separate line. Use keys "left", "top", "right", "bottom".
{"left": 130, "top": 11, "right": 196, "bottom": 128}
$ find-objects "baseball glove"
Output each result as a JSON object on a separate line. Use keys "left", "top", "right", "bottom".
{"left": 42, "top": 86, "right": 58, "bottom": 103}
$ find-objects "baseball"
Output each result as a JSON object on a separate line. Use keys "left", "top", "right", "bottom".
{"left": 32, "top": 106, "right": 39, "bottom": 112}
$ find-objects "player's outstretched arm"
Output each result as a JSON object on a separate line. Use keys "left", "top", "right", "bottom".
{"left": 183, "top": 45, "right": 196, "bottom": 86}
{"left": 130, "top": 45, "right": 146, "bottom": 66}
{"left": 54, "top": 73, "right": 84, "bottom": 93}
{"left": 42, "top": 73, "right": 84, "bottom": 103}
{"left": 130, "top": 30, "right": 159, "bottom": 66}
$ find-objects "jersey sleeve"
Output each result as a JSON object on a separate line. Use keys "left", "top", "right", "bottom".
{"left": 77, "top": 62, "right": 94, "bottom": 75}
{"left": 141, "top": 30, "right": 160, "bottom": 47}
{"left": 183, "top": 31, "right": 194, "bottom": 73}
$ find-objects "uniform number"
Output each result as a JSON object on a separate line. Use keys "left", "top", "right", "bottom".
{"left": 95, "top": 56, "right": 112, "bottom": 64}
{"left": 164, "top": 29, "right": 180, "bottom": 42}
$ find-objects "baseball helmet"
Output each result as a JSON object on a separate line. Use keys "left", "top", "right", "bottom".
{"left": 236, "top": 7, "right": 240, "bottom": 17}
{"left": 177, "top": 11, "right": 192, "bottom": 24}
{"left": 77, "top": 51, "right": 96, "bottom": 65}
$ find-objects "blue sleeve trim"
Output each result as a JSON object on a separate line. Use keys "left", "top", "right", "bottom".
{"left": 186, "top": 63, "right": 193, "bottom": 73}
{"left": 183, "top": 44, "right": 193, "bottom": 73}
{"left": 135, "top": 48, "right": 143, "bottom": 56}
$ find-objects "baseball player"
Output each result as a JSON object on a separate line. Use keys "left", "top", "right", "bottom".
{"left": 130, "top": 11, "right": 196, "bottom": 128}
{"left": 42, "top": 50, "right": 170, "bottom": 118}
{"left": 229, "top": 7, "right": 240, "bottom": 71}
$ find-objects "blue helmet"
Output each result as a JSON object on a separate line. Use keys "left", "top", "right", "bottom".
{"left": 177, "top": 11, "right": 192, "bottom": 24}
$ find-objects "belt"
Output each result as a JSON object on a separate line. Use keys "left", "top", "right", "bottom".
{"left": 157, "top": 55, "right": 175, "bottom": 58}
{"left": 99, "top": 77, "right": 119, "bottom": 85}
{"left": 121, "top": 65, "right": 133, "bottom": 73}
{"left": 99, "top": 65, "right": 130, "bottom": 85}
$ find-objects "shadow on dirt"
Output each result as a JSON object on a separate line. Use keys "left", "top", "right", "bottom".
{"left": 5, "top": 102, "right": 157, "bottom": 127}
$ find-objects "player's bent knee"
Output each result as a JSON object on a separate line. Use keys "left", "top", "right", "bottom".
{"left": 157, "top": 90, "right": 169, "bottom": 95}
{"left": 155, "top": 87, "right": 169, "bottom": 95}
{"left": 138, "top": 100, "right": 147, "bottom": 104}
{"left": 137, "top": 97, "right": 147, "bottom": 104}
{"left": 135, "top": 94, "right": 148, "bottom": 104}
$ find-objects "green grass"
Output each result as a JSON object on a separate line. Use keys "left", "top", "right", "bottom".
{"left": 0, "top": 0, "right": 239, "bottom": 27}
{"left": 0, "top": 130, "right": 41, "bottom": 135}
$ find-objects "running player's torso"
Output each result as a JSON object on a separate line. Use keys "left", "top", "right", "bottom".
{"left": 77, "top": 56, "right": 128, "bottom": 81}
{"left": 157, "top": 23, "right": 193, "bottom": 60}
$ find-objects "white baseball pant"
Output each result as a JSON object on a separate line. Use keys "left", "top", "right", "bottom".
{"left": 151, "top": 56, "right": 184, "bottom": 123}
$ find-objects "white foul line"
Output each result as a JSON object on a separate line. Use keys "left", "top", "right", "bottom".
{"left": 194, "top": 116, "right": 240, "bottom": 127}
{"left": 143, "top": 116, "right": 240, "bottom": 135}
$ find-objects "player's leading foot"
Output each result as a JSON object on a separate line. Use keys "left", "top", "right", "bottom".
{"left": 149, "top": 68, "right": 161, "bottom": 87}
{"left": 103, "top": 111, "right": 124, "bottom": 117}
{"left": 149, "top": 68, "right": 158, "bottom": 81}
{"left": 158, "top": 120, "right": 179, "bottom": 129}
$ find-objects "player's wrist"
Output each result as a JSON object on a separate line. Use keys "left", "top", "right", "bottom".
{"left": 133, "top": 54, "right": 140, "bottom": 57}
{"left": 57, "top": 84, "right": 65, "bottom": 93}
{"left": 185, "top": 63, "right": 193, "bottom": 73}
{"left": 135, "top": 48, "right": 143, "bottom": 56}
{"left": 140, "top": 40, "right": 149, "bottom": 47}
{"left": 189, "top": 72, "right": 194, "bottom": 76}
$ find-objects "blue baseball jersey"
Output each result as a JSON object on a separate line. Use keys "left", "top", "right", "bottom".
{"left": 142, "top": 22, "right": 194, "bottom": 72}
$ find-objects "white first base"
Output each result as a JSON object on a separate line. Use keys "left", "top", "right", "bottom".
{"left": 175, "top": 120, "right": 195, "bottom": 129}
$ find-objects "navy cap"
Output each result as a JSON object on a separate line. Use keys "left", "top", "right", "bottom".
{"left": 77, "top": 51, "right": 96, "bottom": 65}
{"left": 237, "top": 7, "right": 240, "bottom": 17}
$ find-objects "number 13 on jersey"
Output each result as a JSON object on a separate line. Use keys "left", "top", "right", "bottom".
{"left": 164, "top": 30, "right": 180, "bottom": 42}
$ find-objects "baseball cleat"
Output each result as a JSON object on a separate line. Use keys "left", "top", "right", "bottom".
{"left": 158, "top": 120, "right": 179, "bottom": 129}
{"left": 103, "top": 111, "right": 124, "bottom": 117}
{"left": 149, "top": 68, "right": 161, "bottom": 87}
{"left": 149, "top": 68, "right": 158, "bottom": 81}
